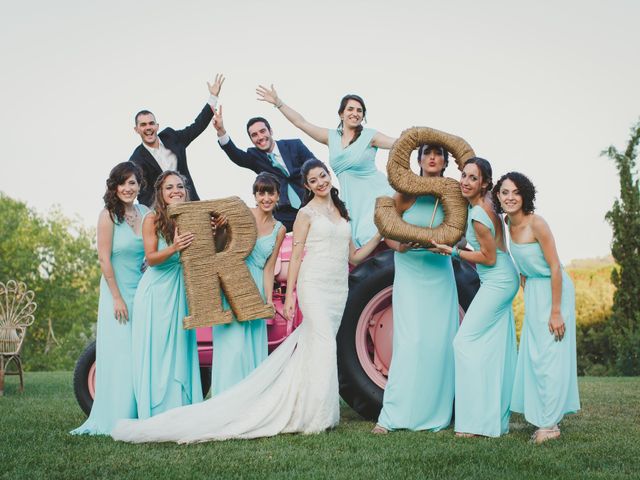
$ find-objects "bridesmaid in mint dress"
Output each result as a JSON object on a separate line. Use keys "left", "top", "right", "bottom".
{"left": 71, "top": 162, "right": 147, "bottom": 435}
{"left": 212, "top": 173, "right": 286, "bottom": 394}
{"left": 374, "top": 145, "right": 459, "bottom": 433}
{"left": 256, "top": 85, "right": 395, "bottom": 247}
{"left": 432, "top": 158, "right": 519, "bottom": 438}
{"left": 131, "top": 171, "right": 203, "bottom": 419}
{"left": 494, "top": 172, "right": 580, "bottom": 443}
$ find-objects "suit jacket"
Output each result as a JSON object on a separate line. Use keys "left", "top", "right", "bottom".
{"left": 130, "top": 104, "right": 213, "bottom": 206}
{"left": 219, "top": 137, "right": 315, "bottom": 209}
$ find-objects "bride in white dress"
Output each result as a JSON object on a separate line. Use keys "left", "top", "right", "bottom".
{"left": 111, "top": 159, "right": 382, "bottom": 443}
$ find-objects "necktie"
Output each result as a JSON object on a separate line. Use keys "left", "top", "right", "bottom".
{"left": 268, "top": 152, "right": 301, "bottom": 209}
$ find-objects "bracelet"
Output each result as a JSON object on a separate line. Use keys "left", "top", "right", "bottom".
{"left": 451, "top": 246, "right": 460, "bottom": 258}
{"left": 275, "top": 99, "right": 284, "bottom": 109}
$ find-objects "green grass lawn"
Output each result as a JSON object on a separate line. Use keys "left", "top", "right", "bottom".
{"left": 1, "top": 373, "right": 639, "bottom": 480}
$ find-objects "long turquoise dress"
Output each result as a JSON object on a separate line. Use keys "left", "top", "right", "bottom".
{"left": 71, "top": 204, "right": 148, "bottom": 435}
{"left": 454, "top": 205, "right": 519, "bottom": 437}
{"left": 212, "top": 221, "right": 283, "bottom": 394}
{"left": 131, "top": 225, "right": 203, "bottom": 419}
{"left": 377, "top": 196, "right": 459, "bottom": 431}
{"left": 328, "top": 128, "right": 393, "bottom": 247}
{"left": 509, "top": 241, "right": 580, "bottom": 427}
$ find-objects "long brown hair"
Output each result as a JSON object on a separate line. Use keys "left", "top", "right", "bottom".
{"left": 103, "top": 162, "right": 144, "bottom": 223}
{"left": 337, "top": 94, "right": 366, "bottom": 146}
{"left": 152, "top": 170, "right": 190, "bottom": 244}
{"left": 300, "top": 159, "right": 350, "bottom": 221}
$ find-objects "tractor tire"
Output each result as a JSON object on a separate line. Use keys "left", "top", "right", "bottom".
{"left": 452, "top": 256, "right": 480, "bottom": 312}
{"left": 73, "top": 341, "right": 96, "bottom": 416}
{"left": 337, "top": 251, "right": 480, "bottom": 420}
{"left": 73, "top": 342, "right": 212, "bottom": 416}
{"left": 337, "top": 250, "right": 395, "bottom": 420}
{"left": 200, "top": 366, "right": 212, "bottom": 398}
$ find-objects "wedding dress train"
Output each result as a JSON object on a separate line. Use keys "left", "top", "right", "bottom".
{"left": 112, "top": 206, "right": 350, "bottom": 443}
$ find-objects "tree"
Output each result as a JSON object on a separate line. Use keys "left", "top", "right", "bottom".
{"left": 604, "top": 119, "right": 640, "bottom": 375}
{"left": 0, "top": 193, "right": 100, "bottom": 370}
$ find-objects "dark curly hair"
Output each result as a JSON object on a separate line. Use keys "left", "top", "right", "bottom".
{"left": 152, "top": 170, "right": 190, "bottom": 244}
{"left": 337, "top": 94, "right": 366, "bottom": 147}
{"left": 300, "top": 159, "right": 350, "bottom": 222}
{"left": 103, "top": 162, "right": 144, "bottom": 223}
{"left": 463, "top": 157, "right": 493, "bottom": 193}
{"left": 253, "top": 172, "right": 281, "bottom": 195}
{"left": 492, "top": 171, "right": 537, "bottom": 214}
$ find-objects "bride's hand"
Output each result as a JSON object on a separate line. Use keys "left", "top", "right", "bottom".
{"left": 283, "top": 294, "right": 295, "bottom": 322}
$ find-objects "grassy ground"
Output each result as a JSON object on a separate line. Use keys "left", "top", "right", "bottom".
{"left": 1, "top": 373, "right": 639, "bottom": 480}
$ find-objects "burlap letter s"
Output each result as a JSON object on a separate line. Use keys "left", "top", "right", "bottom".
{"left": 168, "top": 197, "right": 274, "bottom": 329}
{"left": 374, "top": 127, "right": 475, "bottom": 246}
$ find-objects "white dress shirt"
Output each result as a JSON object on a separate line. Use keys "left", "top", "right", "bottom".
{"left": 143, "top": 139, "right": 178, "bottom": 171}
{"left": 144, "top": 95, "right": 219, "bottom": 172}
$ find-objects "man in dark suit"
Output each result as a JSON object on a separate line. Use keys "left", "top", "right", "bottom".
{"left": 130, "top": 75, "right": 225, "bottom": 206}
{"left": 213, "top": 105, "right": 315, "bottom": 231}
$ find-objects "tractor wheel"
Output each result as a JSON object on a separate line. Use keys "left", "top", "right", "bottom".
{"left": 73, "top": 341, "right": 212, "bottom": 415}
{"left": 73, "top": 341, "right": 96, "bottom": 416}
{"left": 337, "top": 251, "right": 479, "bottom": 420}
{"left": 200, "top": 366, "right": 212, "bottom": 398}
{"left": 337, "top": 250, "right": 395, "bottom": 420}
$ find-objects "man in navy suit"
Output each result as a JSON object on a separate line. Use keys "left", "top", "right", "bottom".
{"left": 129, "top": 75, "right": 225, "bottom": 206}
{"left": 213, "top": 105, "right": 315, "bottom": 231}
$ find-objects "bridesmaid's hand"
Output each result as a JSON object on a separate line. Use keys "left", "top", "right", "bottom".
{"left": 211, "top": 213, "right": 228, "bottom": 233}
{"left": 428, "top": 242, "right": 453, "bottom": 256}
{"left": 283, "top": 294, "right": 295, "bottom": 322}
{"left": 173, "top": 228, "right": 194, "bottom": 252}
{"left": 256, "top": 84, "right": 280, "bottom": 106}
{"left": 113, "top": 297, "right": 129, "bottom": 324}
{"left": 397, "top": 242, "right": 421, "bottom": 253}
{"left": 549, "top": 312, "right": 565, "bottom": 341}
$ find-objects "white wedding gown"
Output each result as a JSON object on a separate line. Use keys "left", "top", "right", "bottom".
{"left": 111, "top": 206, "right": 351, "bottom": 443}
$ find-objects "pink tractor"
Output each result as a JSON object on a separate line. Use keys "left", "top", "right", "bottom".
{"left": 73, "top": 235, "right": 479, "bottom": 420}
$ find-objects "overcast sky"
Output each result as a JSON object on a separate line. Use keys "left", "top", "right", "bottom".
{"left": 2, "top": 0, "right": 639, "bottom": 263}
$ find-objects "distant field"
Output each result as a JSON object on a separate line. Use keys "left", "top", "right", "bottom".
{"left": 1, "top": 372, "right": 639, "bottom": 480}
{"left": 514, "top": 262, "right": 615, "bottom": 335}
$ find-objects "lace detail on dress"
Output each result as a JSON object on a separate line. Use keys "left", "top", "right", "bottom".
{"left": 298, "top": 205, "right": 350, "bottom": 266}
